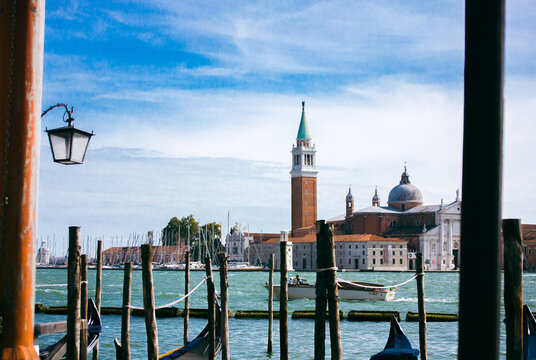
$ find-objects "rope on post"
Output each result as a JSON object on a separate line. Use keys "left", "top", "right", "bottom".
{"left": 129, "top": 276, "right": 208, "bottom": 311}
{"left": 336, "top": 274, "right": 420, "bottom": 290}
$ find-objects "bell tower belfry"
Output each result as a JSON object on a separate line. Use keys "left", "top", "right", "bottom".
{"left": 290, "top": 101, "right": 318, "bottom": 233}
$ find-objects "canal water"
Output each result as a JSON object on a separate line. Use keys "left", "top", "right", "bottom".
{"left": 35, "top": 269, "right": 536, "bottom": 359}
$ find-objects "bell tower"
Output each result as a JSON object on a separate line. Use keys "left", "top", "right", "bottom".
{"left": 291, "top": 101, "right": 318, "bottom": 233}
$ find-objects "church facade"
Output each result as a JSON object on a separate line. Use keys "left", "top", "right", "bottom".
{"left": 329, "top": 175, "right": 461, "bottom": 271}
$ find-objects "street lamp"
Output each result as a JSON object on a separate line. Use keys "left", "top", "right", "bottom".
{"left": 41, "top": 103, "right": 94, "bottom": 164}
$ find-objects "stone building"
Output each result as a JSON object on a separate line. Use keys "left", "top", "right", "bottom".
{"left": 257, "top": 232, "right": 407, "bottom": 271}
{"left": 523, "top": 224, "right": 536, "bottom": 271}
{"left": 102, "top": 245, "right": 184, "bottom": 265}
{"left": 329, "top": 168, "right": 461, "bottom": 271}
{"left": 36, "top": 240, "right": 50, "bottom": 265}
{"left": 225, "top": 231, "right": 253, "bottom": 263}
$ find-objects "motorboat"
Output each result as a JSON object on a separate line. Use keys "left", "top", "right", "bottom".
{"left": 265, "top": 276, "right": 396, "bottom": 301}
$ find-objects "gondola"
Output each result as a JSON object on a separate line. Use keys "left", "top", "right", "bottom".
{"left": 370, "top": 316, "right": 419, "bottom": 360}
{"left": 38, "top": 298, "right": 102, "bottom": 360}
{"left": 114, "top": 300, "right": 222, "bottom": 360}
{"left": 524, "top": 305, "right": 536, "bottom": 360}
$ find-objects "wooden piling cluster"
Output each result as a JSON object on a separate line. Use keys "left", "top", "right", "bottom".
{"left": 314, "top": 220, "right": 341, "bottom": 360}
{"left": 63, "top": 226, "right": 98, "bottom": 360}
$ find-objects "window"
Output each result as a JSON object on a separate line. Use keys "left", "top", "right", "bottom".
{"left": 400, "top": 251, "right": 403, "bottom": 256}
{"left": 355, "top": 245, "right": 358, "bottom": 249}
{"left": 339, "top": 259, "right": 342, "bottom": 264}
{"left": 349, "top": 245, "right": 351, "bottom": 249}
{"left": 392, "top": 259, "right": 395, "bottom": 264}
{"left": 380, "top": 259, "right": 384, "bottom": 264}
{"left": 305, "top": 201, "right": 308, "bottom": 205}
{"left": 393, "top": 251, "right": 395, "bottom": 256}
{"left": 380, "top": 251, "right": 383, "bottom": 255}
{"left": 305, "top": 179, "right": 307, "bottom": 184}
{"left": 373, "top": 259, "right": 376, "bottom": 264}
{"left": 349, "top": 259, "right": 351, "bottom": 264}
{"left": 362, "top": 258, "right": 365, "bottom": 264}
{"left": 373, "top": 251, "right": 376, "bottom": 256}
{"left": 400, "top": 259, "right": 403, "bottom": 264}
{"left": 362, "top": 251, "right": 365, "bottom": 255}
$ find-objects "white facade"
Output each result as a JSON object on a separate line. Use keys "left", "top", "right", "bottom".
{"left": 225, "top": 231, "right": 252, "bottom": 262}
{"left": 256, "top": 235, "right": 408, "bottom": 271}
{"left": 36, "top": 241, "right": 50, "bottom": 265}
{"left": 419, "top": 201, "right": 461, "bottom": 271}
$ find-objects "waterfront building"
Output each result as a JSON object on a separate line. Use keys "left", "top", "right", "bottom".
{"left": 253, "top": 102, "right": 460, "bottom": 271}
{"left": 257, "top": 233, "right": 407, "bottom": 271}
{"left": 329, "top": 169, "right": 461, "bottom": 271}
{"left": 523, "top": 224, "right": 536, "bottom": 271}
{"left": 102, "top": 244, "right": 184, "bottom": 265}
{"left": 225, "top": 231, "right": 253, "bottom": 263}
{"left": 36, "top": 240, "right": 50, "bottom": 265}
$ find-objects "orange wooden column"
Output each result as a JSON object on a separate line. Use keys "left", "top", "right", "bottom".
{"left": 0, "top": 0, "right": 45, "bottom": 358}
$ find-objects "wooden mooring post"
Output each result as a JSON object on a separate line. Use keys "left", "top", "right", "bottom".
{"left": 267, "top": 253, "right": 274, "bottom": 354}
{"left": 80, "top": 254, "right": 88, "bottom": 360}
{"left": 141, "top": 244, "right": 159, "bottom": 360}
{"left": 121, "top": 262, "right": 133, "bottom": 360}
{"left": 217, "top": 251, "right": 230, "bottom": 360}
{"left": 67, "top": 226, "right": 82, "bottom": 360}
{"left": 93, "top": 240, "right": 103, "bottom": 360}
{"left": 205, "top": 257, "right": 216, "bottom": 360}
{"left": 458, "top": 0, "right": 504, "bottom": 358}
{"left": 279, "top": 231, "right": 289, "bottom": 360}
{"left": 416, "top": 253, "right": 427, "bottom": 360}
{"left": 315, "top": 220, "right": 341, "bottom": 360}
{"left": 184, "top": 250, "right": 190, "bottom": 345}
{"left": 503, "top": 219, "right": 523, "bottom": 360}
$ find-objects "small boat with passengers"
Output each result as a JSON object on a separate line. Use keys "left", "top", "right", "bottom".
{"left": 265, "top": 275, "right": 396, "bottom": 301}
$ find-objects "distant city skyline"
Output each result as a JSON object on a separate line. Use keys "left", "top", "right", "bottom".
{"left": 38, "top": 1, "right": 536, "bottom": 256}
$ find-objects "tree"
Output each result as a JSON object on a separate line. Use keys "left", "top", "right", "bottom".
{"left": 199, "top": 222, "right": 224, "bottom": 256}
{"left": 162, "top": 214, "right": 199, "bottom": 246}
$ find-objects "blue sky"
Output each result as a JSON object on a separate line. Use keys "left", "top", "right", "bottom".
{"left": 38, "top": 1, "right": 536, "bottom": 255}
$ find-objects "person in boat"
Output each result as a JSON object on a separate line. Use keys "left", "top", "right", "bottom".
{"left": 291, "top": 275, "right": 302, "bottom": 285}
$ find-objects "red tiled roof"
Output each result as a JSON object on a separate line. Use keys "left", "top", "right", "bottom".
{"left": 262, "top": 233, "right": 405, "bottom": 244}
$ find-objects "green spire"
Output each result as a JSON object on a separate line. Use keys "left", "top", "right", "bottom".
{"left": 296, "top": 101, "right": 312, "bottom": 140}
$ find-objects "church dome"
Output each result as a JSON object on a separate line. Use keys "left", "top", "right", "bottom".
{"left": 387, "top": 167, "right": 423, "bottom": 209}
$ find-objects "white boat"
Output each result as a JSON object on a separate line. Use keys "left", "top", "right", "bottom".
{"left": 265, "top": 276, "right": 396, "bottom": 301}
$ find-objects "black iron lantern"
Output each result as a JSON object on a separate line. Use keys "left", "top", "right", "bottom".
{"left": 41, "top": 104, "right": 94, "bottom": 165}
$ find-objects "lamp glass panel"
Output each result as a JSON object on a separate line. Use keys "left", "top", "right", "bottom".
{"left": 49, "top": 131, "right": 72, "bottom": 161}
{"left": 70, "top": 132, "right": 91, "bottom": 163}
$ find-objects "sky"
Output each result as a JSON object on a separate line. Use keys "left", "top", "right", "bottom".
{"left": 38, "top": 1, "right": 536, "bottom": 255}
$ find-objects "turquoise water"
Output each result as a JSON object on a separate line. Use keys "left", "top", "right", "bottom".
{"left": 35, "top": 269, "right": 536, "bottom": 359}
